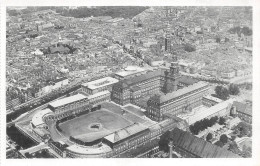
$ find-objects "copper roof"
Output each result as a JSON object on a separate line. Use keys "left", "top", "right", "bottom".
{"left": 104, "top": 123, "right": 148, "bottom": 143}
{"left": 149, "top": 81, "right": 209, "bottom": 104}
{"left": 233, "top": 101, "right": 252, "bottom": 116}
{"left": 124, "top": 70, "right": 163, "bottom": 86}
{"left": 170, "top": 128, "right": 240, "bottom": 158}
{"left": 114, "top": 70, "right": 163, "bottom": 89}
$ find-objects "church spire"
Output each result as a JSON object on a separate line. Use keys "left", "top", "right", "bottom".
{"left": 170, "top": 54, "right": 179, "bottom": 75}
{"left": 162, "top": 53, "right": 180, "bottom": 94}
{"left": 164, "top": 7, "right": 172, "bottom": 52}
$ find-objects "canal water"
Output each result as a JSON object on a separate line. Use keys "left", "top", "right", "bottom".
{"left": 7, "top": 125, "right": 37, "bottom": 149}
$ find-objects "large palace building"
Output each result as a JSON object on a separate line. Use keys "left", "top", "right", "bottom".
{"left": 111, "top": 55, "right": 204, "bottom": 114}
{"left": 111, "top": 70, "right": 163, "bottom": 105}
{"left": 147, "top": 81, "right": 210, "bottom": 122}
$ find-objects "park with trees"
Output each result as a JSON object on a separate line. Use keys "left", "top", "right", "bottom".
{"left": 219, "top": 134, "right": 228, "bottom": 144}
{"left": 214, "top": 134, "right": 228, "bottom": 147}
{"left": 233, "top": 122, "right": 252, "bottom": 138}
{"left": 228, "top": 84, "right": 240, "bottom": 95}
{"left": 189, "top": 116, "right": 219, "bottom": 135}
{"left": 214, "top": 84, "right": 240, "bottom": 100}
{"left": 215, "top": 85, "right": 229, "bottom": 100}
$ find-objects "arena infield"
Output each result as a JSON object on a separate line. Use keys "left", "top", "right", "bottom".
{"left": 56, "top": 102, "right": 151, "bottom": 142}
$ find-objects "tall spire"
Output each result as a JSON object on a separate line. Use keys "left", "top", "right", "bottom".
{"left": 165, "top": 21, "right": 171, "bottom": 37}
{"left": 170, "top": 54, "right": 179, "bottom": 73}
{"left": 165, "top": 7, "right": 171, "bottom": 36}
{"left": 162, "top": 53, "right": 180, "bottom": 94}
{"left": 164, "top": 7, "right": 173, "bottom": 52}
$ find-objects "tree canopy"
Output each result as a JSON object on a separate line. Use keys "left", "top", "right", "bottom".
{"left": 206, "top": 133, "right": 213, "bottom": 141}
{"left": 235, "top": 122, "right": 252, "bottom": 137}
{"left": 184, "top": 43, "right": 196, "bottom": 52}
{"left": 215, "top": 85, "right": 229, "bottom": 100}
{"left": 189, "top": 116, "right": 219, "bottom": 135}
{"left": 57, "top": 7, "right": 148, "bottom": 19}
{"left": 228, "top": 141, "right": 240, "bottom": 154}
{"left": 158, "top": 130, "right": 171, "bottom": 152}
{"left": 228, "top": 26, "right": 252, "bottom": 36}
{"left": 229, "top": 84, "right": 240, "bottom": 95}
{"left": 220, "top": 134, "right": 228, "bottom": 144}
{"left": 219, "top": 117, "right": 226, "bottom": 125}
{"left": 7, "top": 7, "right": 149, "bottom": 19}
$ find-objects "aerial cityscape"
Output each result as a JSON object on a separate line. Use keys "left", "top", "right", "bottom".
{"left": 6, "top": 6, "right": 252, "bottom": 158}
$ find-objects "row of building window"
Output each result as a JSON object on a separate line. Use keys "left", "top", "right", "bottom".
{"left": 55, "top": 98, "right": 89, "bottom": 113}
{"left": 51, "top": 120, "right": 175, "bottom": 158}
{"left": 160, "top": 87, "right": 208, "bottom": 106}
{"left": 135, "top": 78, "right": 160, "bottom": 87}
{"left": 91, "top": 97, "right": 110, "bottom": 105}
{"left": 55, "top": 94, "right": 110, "bottom": 114}
{"left": 89, "top": 93, "right": 110, "bottom": 102}
{"left": 109, "top": 130, "right": 163, "bottom": 157}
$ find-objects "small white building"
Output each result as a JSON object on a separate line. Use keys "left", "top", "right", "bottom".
{"left": 115, "top": 66, "right": 147, "bottom": 80}
{"left": 81, "top": 77, "right": 118, "bottom": 95}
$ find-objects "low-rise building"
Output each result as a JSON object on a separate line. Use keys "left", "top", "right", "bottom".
{"left": 31, "top": 108, "right": 53, "bottom": 128}
{"left": 226, "top": 117, "right": 241, "bottom": 129}
{"left": 115, "top": 66, "right": 147, "bottom": 80}
{"left": 81, "top": 77, "right": 118, "bottom": 95}
{"left": 38, "top": 77, "right": 69, "bottom": 95}
{"left": 177, "top": 98, "right": 235, "bottom": 126}
{"left": 169, "top": 128, "right": 239, "bottom": 158}
{"left": 6, "top": 98, "right": 21, "bottom": 110}
{"left": 232, "top": 101, "right": 252, "bottom": 124}
{"left": 218, "top": 68, "right": 236, "bottom": 79}
{"left": 46, "top": 91, "right": 110, "bottom": 120}
{"left": 200, "top": 67, "right": 217, "bottom": 77}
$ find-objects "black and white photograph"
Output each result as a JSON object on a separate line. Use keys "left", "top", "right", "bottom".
{"left": 1, "top": 0, "right": 260, "bottom": 165}
{"left": 5, "top": 6, "right": 254, "bottom": 159}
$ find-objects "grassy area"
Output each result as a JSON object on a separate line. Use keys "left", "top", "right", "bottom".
{"left": 59, "top": 109, "right": 132, "bottom": 142}
{"left": 50, "top": 102, "right": 151, "bottom": 142}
